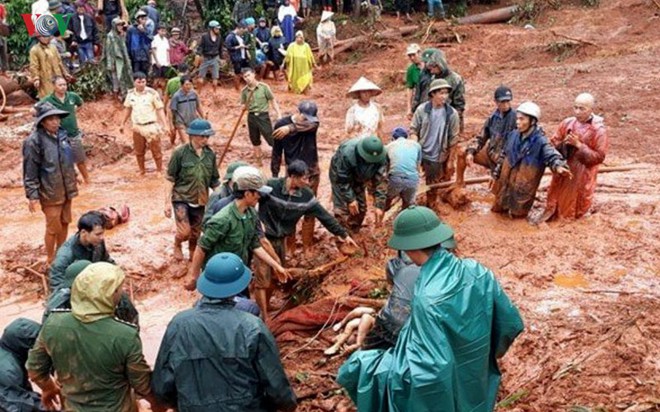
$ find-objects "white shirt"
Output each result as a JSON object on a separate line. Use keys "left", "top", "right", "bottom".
{"left": 151, "top": 35, "right": 171, "bottom": 66}
{"left": 31, "top": 0, "right": 50, "bottom": 24}
{"left": 236, "top": 33, "right": 246, "bottom": 59}
{"left": 278, "top": 5, "right": 298, "bottom": 22}
{"left": 345, "top": 101, "right": 383, "bottom": 139}
{"left": 79, "top": 16, "right": 88, "bottom": 41}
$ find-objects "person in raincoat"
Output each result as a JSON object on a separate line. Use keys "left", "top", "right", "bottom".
{"left": 540, "top": 92, "right": 609, "bottom": 222}
{"left": 0, "top": 318, "right": 47, "bottom": 412}
{"left": 284, "top": 31, "right": 315, "bottom": 94}
{"left": 104, "top": 17, "right": 134, "bottom": 101}
{"left": 27, "top": 262, "right": 164, "bottom": 412}
{"left": 329, "top": 136, "right": 388, "bottom": 233}
{"left": 337, "top": 205, "right": 525, "bottom": 411}
{"left": 29, "top": 34, "right": 70, "bottom": 99}
{"left": 345, "top": 77, "right": 385, "bottom": 141}
{"left": 492, "top": 101, "right": 572, "bottom": 219}
{"left": 152, "top": 252, "right": 297, "bottom": 412}
{"left": 316, "top": 11, "right": 336, "bottom": 64}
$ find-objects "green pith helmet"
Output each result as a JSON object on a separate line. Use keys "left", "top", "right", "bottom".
{"left": 357, "top": 136, "right": 386, "bottom": 163}
{"left": 388, "top": 206, "right": 455, "bottom": 251}
{"left": 224, "top": 161, "right": 248, "bottom": 181}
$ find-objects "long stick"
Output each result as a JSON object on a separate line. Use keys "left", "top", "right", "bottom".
{"left": 217, "top": 88, "right": 256, "bottom": 169}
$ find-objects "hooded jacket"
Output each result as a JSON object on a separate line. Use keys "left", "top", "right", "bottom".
{"left": 22, "top": 126, "right": 79, "bottom": 205}
{"left": 152, "top": 298, "right": 297, "bottom": 412}
{"left": 103, "top": 17, "right": 133, "bottom": 94}
{"left": 27, "top": 263, "right": 153, "bottom": 412}
{"left": 0, "top": 319, "right": 46, "bottom": 412}
{"left": 412, "top": 49, "right": 466, "bottom": 114}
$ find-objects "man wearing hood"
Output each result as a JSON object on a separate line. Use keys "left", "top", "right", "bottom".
{"left": 27, "top": 262, "right": 164, "bottom": 412}
{"left": 104, "top": 17, "right": 133, "bottom": 101}
{"left": 23, "top": 102, "right": 79, "bottom": 265}
{"left": 0, "top": 318, "right": 47, "bottom": 412}
{"left": 413, "top": 48, "right": 465, "bottom": 131}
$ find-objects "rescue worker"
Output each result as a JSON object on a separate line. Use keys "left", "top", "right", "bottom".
{"left": 152, "top": 252, "right": 297, "bottom": 412}
{"left": 337, "top": 205, "right": 525, "bottom": 411}
{"left": 404, "top": 43, "right": 423, "bottom": 120}
{"left": 492, "top": 101, "right": 572, "bottom": 218}
{"left": 241, "top": 67, "right": 281, "bottom": 165}
{"left": 272, "top": 100, "right": 321, "bottom": 254}
{"left": 119, "top": 72, "right": 170, "bottom": 176}
{"left": 168, "top": 75, "right": 205, "bottom": 145}
{"left": 29, "top": 34, "right": 70, "bottom": 99}
{"left": 409, "top": 78, "right": 460, "bottom": 210}
{"left": 203, "top": 161, "right": 248, "bottom": 226}
{"left": 329, "top": 136, "right": 388, "bottom": 233}
{"left": 541, "top": 92, "right": 609, "bottom": 221}
{"left": 49, "top": 211, "right": 113, "bottom": 292}
{"left": 185, "top": 167, "right": 292, "bottom": 290}
{"left": 0, "top": 319, "right": 46, "bottom": 412}
{"left": 164, "top": 119, "right": 220, "bottom": 261}
{"left": 126, "top": 10, "right": 152, "bottom": 75}
{"left": 412, "top": 48, "right": 465, "bottom": 131}
{"left": 456, "top": 85, "right": 517, "bottom": 187}
{"left": 255, "top": 160, "right": 358, "bottom": 318}
{"left": 103, "top": 17, "right": 133, "bottom": 101}
{"left": 385, "top": 126, "right": 421, "bottom": 210}
{"left": 196, "top": 21, "right": 223, "bottom": 92}
{"left": 27, "top": 262, "right": 164, "bottom": 412}
{"left": 23, "top": 102, "right": 78, "bottom": 265}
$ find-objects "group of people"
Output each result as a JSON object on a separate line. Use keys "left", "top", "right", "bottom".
{"left": 10, "top": 3, "right": 613, "bottom": 408}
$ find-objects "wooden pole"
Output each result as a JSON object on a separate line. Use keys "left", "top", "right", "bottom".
{"left": 216, "top": 88, "right": 256, "bottom": 170}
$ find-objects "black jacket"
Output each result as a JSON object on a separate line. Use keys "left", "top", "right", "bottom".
{"left": 271, "top": 116, "right": 320, "bottom": 177}
{"left": 68, "top": 13, "right": 99, "bottom": 44}
{"left": 197, "top": 32, "right": 223, "bottom": 58}
{"left": 152, "top": 298, "right": 297, "bottom": 412}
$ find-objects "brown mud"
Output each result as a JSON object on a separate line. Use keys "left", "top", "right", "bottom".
{"left": 1, "top": 0, "right": 660, "bottom": 410}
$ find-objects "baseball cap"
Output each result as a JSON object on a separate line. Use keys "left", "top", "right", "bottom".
{"left": 298, "top": 100, "right": 319, "bottom": 122}
{"left": 406, "top": 43, "right": 421, "bottom": 55}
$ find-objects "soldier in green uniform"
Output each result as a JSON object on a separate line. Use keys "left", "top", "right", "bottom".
{"left": 27, "top": 262, "right": 164, "bottom": 412}
{"left": 329, "top": 136, "right": 388, "bottom": 233}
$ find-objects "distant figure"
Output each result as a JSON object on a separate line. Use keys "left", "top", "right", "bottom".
{"left": 284, "top": 31, "right": 315, "bottom": 94}
{"left": 103, "top": 17, "right": 133, "bottom": 100}
{"left": 316, "top": 11, "right": 336, "bottom": 64}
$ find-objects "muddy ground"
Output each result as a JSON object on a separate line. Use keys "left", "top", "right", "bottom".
{"left": 1, "top": 0, "right": 659, "bottom": 410}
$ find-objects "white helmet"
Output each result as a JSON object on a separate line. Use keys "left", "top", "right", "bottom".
{"left": 517, "top": 101, "right": 541, "bottom": 121}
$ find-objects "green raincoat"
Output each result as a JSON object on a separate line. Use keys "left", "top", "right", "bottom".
{"left": 337, "top": 248, "right": 524, "bottom": 412}
{"left": 104, "top": 17, "right": 134, "bottom": 96}
{"left": 27, "top": 263, "right": 153, "bottom": 412}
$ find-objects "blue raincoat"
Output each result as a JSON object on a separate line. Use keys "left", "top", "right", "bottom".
{"left": 337, "top": 248, "right": 524, "bottom": 412}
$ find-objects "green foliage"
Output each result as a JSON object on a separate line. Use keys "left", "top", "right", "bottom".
{"left": 496, "top": 389, "right": 529, "bottom": 408}
{"left": 511, "top": 0, "right": 561, "bottom": 24}
{"left": 69, "top": 63, "right": 111, "bottom": 101}
{"left": 5, "top": 0, "right": 34, "bottom": 70}
{"left": 125, "top": 0, "right": 174, "bottom": 24}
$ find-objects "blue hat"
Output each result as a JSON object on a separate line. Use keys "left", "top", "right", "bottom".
{"left": 392, "top": 126, "right": 408, "bottom": 139}
{"left": 245, "top": 17, "right": 256, "bottom": 25}
{"left": 186, "top": 119, "right": 215, "bottom": 137}
{"left": 197, "top": 253, "right": 252, "bottom": 298}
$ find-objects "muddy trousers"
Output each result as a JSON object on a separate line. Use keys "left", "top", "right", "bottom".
{"left": 173, "top": 202, "right": 204, "bottom": 254}
{"left": 332, "top": 182, "right": 368, "bottom": 233}
{"left": 422, "top": 158, "right": 448, "bottom": 210}
{"left": 133, "top": 132, "right": 163, "bottom": 173}
{"left": 301, "top": 173, "right": 321, "bottom": 247}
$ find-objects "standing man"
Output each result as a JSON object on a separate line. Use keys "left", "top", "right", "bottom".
{"left": 338, "top": 206, "right": 524, "bottom": 411}
{"left": 23, "top": 102, "right": 78, "bottom": 265}
{"left": 0, "top": 318, "right": 45, "bottom": 412}
{"left": 455, "top": 85, "right": 517, "bottom": 187}
{"left": 272, "top": 100, "right": 320, "bottom": 252}
{"left": 196, "top": 20, "right": 223, "bottom": 92}
{"left": 225, "top": 22, "right": 249, "bottom": 90}
{"left": 164, "top": 119, "right": 220, "bottom": 261}
{"left": 168, "top": 76, "right": 204, "bottom": 145}
{"left": 185, "top": 167, "right": 292, "bottom": 291}
{"left": 27, "top": 262, "right": 164, "bottom": 412}
{"left": 69, "top": 1, "right": 99, "bottom": 65}
{"left": 256, "top": 160, "right": 357, "bottom": 317}
{"left": 48, "top": 211, "right": 113, "bottom": 292}
{"left": 120, "top": 72, "right": 169, "bottom": 176}
{"left": 404, "top": 43, "right": 423, "bottom": 120}
{"left": 97, "top": 0, "right": 128, "bottom": 32}
{"left": 104, "top": 17, "right": 133, "bottom": 101}
{"left": 409, "top": 79, "right": 460, "bottom": 210}
{"left": 492, "top": 101, "right": 571, "bottom": 218}
{"left": 168, "top": 27, "right": 189, "bottom": 69}
{"left": 241, "top": 67, "right": 281, "bottom": 165}
{"left": 152, "top": 252, "right": 297, "bottom": 412}
{"left": 151, "top": 25, "right": 170, "bottom": 89}
{"left": 329, "top": 136, "right": 388, "bottom": 233}
{"left": 541, "top": 92, "right": 609, "bottom": 221}
{"left": 385, "top": 127, "right": 421, "bottom": 210}
{"left": 126, "top": 10, "right": 152, "bottom": 75}
{"left": 29, "top": 34, "right": 70, "bottom": 99}
{"left": 42, "top": 76, "right": 91, "bottom": 184}
{"left": 232, "top": 0, "right": 255, "bottom": 24}
{"left": 144, "top": 0, "right": 160, "bottom": 28}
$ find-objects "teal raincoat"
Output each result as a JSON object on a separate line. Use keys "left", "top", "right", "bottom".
{"left": 337, "top": 248, "right": 524, "bottom": 411}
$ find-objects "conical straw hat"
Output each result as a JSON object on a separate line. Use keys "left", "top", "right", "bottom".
{"left": 321, "top": 10, "right": 334, "bottom": 21}
{"left": 346, "top": 77, "right": 382, "bottom": 99}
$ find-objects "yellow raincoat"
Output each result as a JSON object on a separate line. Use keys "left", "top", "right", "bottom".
{"left": 285, "top": 40, "right": 315, "bottom": 94}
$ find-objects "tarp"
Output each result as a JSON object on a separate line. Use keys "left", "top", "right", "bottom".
{"left": 337, "top": 248, "right": 524, "bottom": 411}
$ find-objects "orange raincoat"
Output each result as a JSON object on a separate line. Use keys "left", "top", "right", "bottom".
{"left": 545, "top": 115, "right": 608, "bottom": 219}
